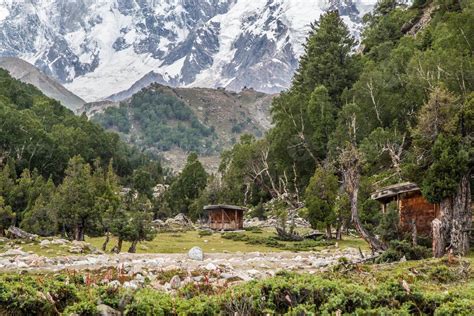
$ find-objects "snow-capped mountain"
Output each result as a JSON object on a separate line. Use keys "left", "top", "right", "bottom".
{"left": 0, "top": 0, "right": 376, "bottom": 102}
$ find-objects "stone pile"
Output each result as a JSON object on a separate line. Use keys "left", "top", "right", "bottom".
{"left": 0, "top": 246, "right": 370, "bottom": 283}
{"left": 244, "top": 215, "right": 311, "bottom": 228}
{"left": 152, "top": 213, "right": 194, "bottom": 231}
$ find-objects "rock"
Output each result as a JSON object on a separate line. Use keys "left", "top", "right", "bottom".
{"left": 123, "top": 281, "right": 140, "bottom": 290}
{"left": 5, "top": 226, "right": 38, "bottom": 240}
{"left": 235, "top": 272, "right": 252, "bottom": 281}
{"left": 17, "top": 261, "right": 28, "bottom": 268}
{"left": 51, "top": 238, "right": 69, "bottom": 245}
{"left": 188, "top": 246, "right": 204, "bottom": 261}
{"left": 135, "top": 274, "right": 145, "bottom": 283}
{"left": 152, "top": 219, "right": 166, "bottom": 227}
{"left": 169, "top": 275, "right": 181, "bottom": 289}
{"left": 192, "top": 276, "right": 203, "bottom": 282}
{"left": 40, "top": 239, "right": 51, "bottom": 248}
{"left": 204, "top": 262, "right": 217, "bottom": 270}
{"left": 97, "top": 304, "right": 120, "bottom": 316}
{"left": 107, "top": 280, "right": 121, "bottom": 290}
{"left": 68, "top": 246, "right": 82, "bottom": 254}
{"left": 165, "top": 213, "right": 194, "bottom": 228}
{"left": 0, "top": 248, "right": 28, "bottom": 257}
{"left": 152, "top": 184, "right": 169, "bottom": 199}
{"left": 221, "top": 273, "right": 238, "bottom": 279}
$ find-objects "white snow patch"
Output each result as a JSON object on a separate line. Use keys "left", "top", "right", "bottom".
{"left": 0, "top": 6, "right": 9, "bottom": 22}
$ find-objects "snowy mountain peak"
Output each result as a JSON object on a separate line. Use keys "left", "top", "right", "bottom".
{"left": 0, "top": 0, "right": 377, "bottom": 102}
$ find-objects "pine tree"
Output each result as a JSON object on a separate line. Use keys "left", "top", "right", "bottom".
{"left": 55, "top": 156, "right": 97, "bottom": 241}
{"left": 167, "top": 153, "right": 208, "bottom": 214}
{"left": 305, "top": 166, "right": 339, "bottom": 238}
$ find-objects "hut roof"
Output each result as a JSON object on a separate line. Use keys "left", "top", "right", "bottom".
{"left": 371, "top": 182, "right": 420, "bottom": 202}
{"left": 204, "top": 204, "right": 247, "bottom": 212}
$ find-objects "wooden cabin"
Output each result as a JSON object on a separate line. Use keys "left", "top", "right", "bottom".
{"left": 204, "top": 205, "right": 246, "bottom": 231}
{"left": 371, "top": 182, "right": 439, "bottom": 236}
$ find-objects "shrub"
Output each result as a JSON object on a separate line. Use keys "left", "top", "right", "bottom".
{"left": 435, "top": 299, "right": 474, "bottom": 316}
{"left": 124, "top": 289, "right": 174, "bottom": 315}
{"left": 198, "top": 229, "right": 213, "bottom": 237}
{"left": 63, "top": 300, "right": 99, "bottom": 316}
{"left": 376, "top": 240, "right": 431, "bottom": 263}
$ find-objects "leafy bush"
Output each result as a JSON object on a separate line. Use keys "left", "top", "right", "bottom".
{"left": 63, "top": 300, "right": 99, "bottom": 316}
{"left": 198, "top": 229, "right": 213, "bottom": 237}
{"left": 125, "top": 289, "right": 174, "bottom": 315}
{"left": 376, "top": 240, "right": 432, "bottom": 263}
{"left": 435, "top": 299, "right": 474, "bottom": 316}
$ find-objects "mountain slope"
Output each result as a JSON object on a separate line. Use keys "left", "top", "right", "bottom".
{"left": 0, "top": 0, "right": 376, "bottom": 102}
{"left": 84, "top": 84, "right": 275, "bottom": 171}
{"left": 0, "top": 57, "right": 85, "bottom": 110}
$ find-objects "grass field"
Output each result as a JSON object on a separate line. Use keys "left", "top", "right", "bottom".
{"left": 86, "top": 229, "right": 369, "bottom": 254}
{"left": 1, "top": 228, "right": 369, "bottom": 257}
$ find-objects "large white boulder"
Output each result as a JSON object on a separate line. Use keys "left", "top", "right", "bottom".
{"left": 188, "top": 246, "right": 204, "bottom": 261}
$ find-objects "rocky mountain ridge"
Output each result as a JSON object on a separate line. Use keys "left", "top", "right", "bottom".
{"left": 0, "top": 0, "right": 377, "bottom": 102}
{"left": 0, "top": 57, "right": 85, "bottom": 110}
{"left": 84, "top": 83, "right": 275, "bottom": 171}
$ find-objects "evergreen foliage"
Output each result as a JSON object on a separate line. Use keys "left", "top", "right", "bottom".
{"left": 93, "top": 89, "right": 217, "bottom": 153}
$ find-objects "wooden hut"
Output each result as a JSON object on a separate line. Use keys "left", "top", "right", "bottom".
{"left": 204, "top": 205, "right": 246, "bottom": 231}
{"left": 371, "top": 182, "right": 439, "bottom": 236}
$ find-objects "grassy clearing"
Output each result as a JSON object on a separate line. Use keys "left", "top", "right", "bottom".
{"left": 0, "top": 228, "right": 369, "bottom": 257}
{"left": 86, "top": 228, "right": 368, "bottom": 254}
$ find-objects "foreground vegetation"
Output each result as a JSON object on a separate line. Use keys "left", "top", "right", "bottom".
{"left": 0, "top": 257, "right": 472, "bottom": 315}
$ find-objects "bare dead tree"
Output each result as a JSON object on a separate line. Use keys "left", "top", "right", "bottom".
{"left": 339, "top": 115, "right": 387, "bottom": 252}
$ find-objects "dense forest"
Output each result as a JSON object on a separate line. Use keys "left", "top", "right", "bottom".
{"left": 93, "top": 89, "right": 217, "bottom": 154}
{"left": 189, "top": 0, "right": 473, "bottom": 256}
{"left": 0, "top": 68, "right": 174, "bottom": 251}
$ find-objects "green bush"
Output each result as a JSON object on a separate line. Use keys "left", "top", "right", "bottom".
{"left": 435, "top": 299, "right": 474, "bottom": 316}
{"left": 198, "top": 229, "right": 213, "bottom": 237}
{"left": 124, "top": 289, "right": 174, "bottom": 315}
{"left": 376, "top": 240, "right": 432, "bottom": 263}
{"left": 63, "top": 300, "right": 99, "bottom": 316}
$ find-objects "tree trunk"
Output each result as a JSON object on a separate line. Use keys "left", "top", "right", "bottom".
{"left": 349, "top": 186, "right": 387, "bottom": 252}
{"left": 102, "top": 232, "right": 110, "bottom": 252}
{"left": 336, "top": 224, "right": 342, "bottom": 240}
{"left": 74, "top": 225, "right": 84, "bottom": 241}
{"left": 433, "top": 174, "right": 472, "bottom": 257}
{"left": 113, "top": 238, "right": 123, "bottom": 254}
{"left": 340, "top": 141, "right": 387, "bottom": 252}
{"left": 432, "top": 218, "right": 445, "bottom": 258}
{"left": 128, "top": 240, "right": 138, "bottom": 253}
{"left": 450, "top": 174, "right": 471, "bottom": 256}
{"left": 326, "top": 224, "right": 332, "bottom": 239}
{"left": 411, "top": 219, "right": 417, "bottom": 247}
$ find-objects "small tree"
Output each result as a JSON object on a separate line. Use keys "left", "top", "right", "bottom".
{"left": 21, "top": 194, "right": 58, "bottom": 236}
{"left": 0, "top": 197, "right": 15, "bottom": 236}
{"left": 110, "top": 193, "right": 156, "bottom": 253}
{"left": 55, "top": 156, "right": 97, "bottom": 241}
{"left": 167, "top": 153, "right": 208, "bottom": 215}
{"left": 305, "top": 166, "right": 338, "bottom": 238}
{"left": 126, "top": 198, "right": 156, "bottom": 253}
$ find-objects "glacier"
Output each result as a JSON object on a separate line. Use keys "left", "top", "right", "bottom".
{"left": 0, "top": 0, "right": 377, "bottom": 102}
